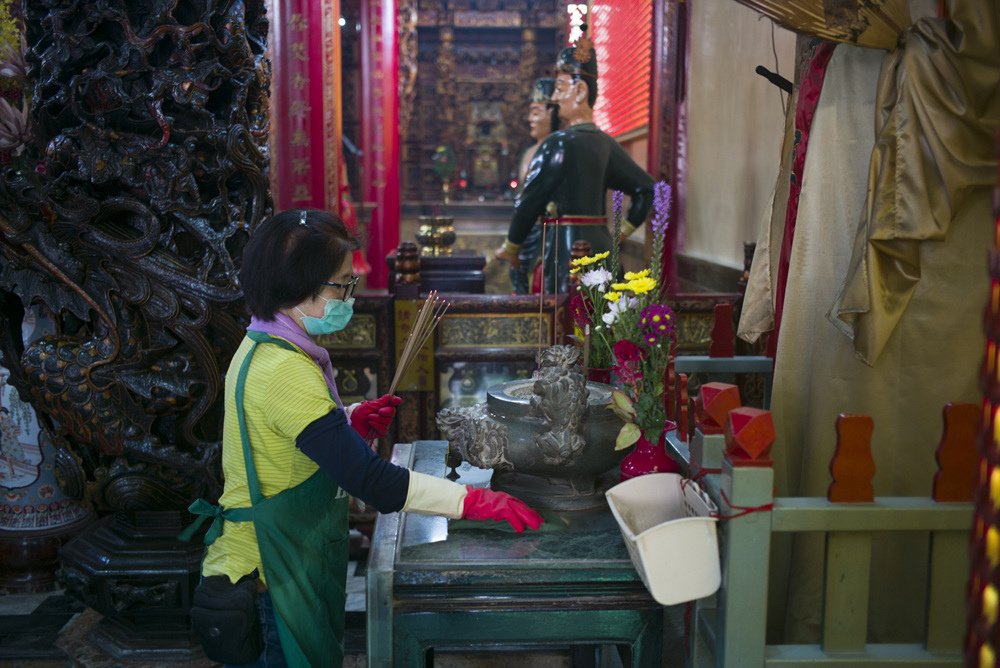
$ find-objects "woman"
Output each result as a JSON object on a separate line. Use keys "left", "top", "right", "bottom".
{"left": 187, "top": 209, "right": 543, "bottom": 667}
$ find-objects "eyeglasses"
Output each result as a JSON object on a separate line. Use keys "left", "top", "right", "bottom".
{"left": 320, "top": 275, "right": 360, "bottom": 300}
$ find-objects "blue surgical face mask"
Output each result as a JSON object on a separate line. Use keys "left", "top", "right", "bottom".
{"left": 297, "top": 297, "right": 354, "bottom": 335}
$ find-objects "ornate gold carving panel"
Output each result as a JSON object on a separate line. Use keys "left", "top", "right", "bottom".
{"left": 316, "top": 314, "right": 377, "bottom": 348}
{"left": 453, "top": 10, "right": 521, "bottom": 27}
{"left": 401, "top": 1, "right": 564, "bottom": 200}
{"left": 398, "top": 0, "right": 419, "bottom": 139}
{"left": 439, "top": 313, "right": 550, "bottom": 348}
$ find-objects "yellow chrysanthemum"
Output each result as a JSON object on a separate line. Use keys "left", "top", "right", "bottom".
{"left": 569, "top": 266, "right": 581, "bottom": 274}
{"left": 610, "top": 282, "right": 630, "bottom": 291}
{"left": 625, "top": 277, "right": 657, "bottom": 294}
{"left": 624, "top": 269, "right": 650, "bottom": 281}
{"left": 604, "top": 291, "right": 621, "bottom": 302}
{"left": 570, "top": 251, "right": 611, "bottom": 268}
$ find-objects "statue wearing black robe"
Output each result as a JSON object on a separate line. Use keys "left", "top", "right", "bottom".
{"left": 508, "top": 122, "right": 654, "bottom": 293}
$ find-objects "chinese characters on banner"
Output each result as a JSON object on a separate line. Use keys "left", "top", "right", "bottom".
{"left": 270, "top": 1, "right": 342, "bottom": 222}
{"left": 271, "top": 0, "right": 397, "bottom": 288}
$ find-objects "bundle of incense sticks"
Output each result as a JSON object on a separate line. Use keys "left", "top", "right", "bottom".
{"left": 389, "top": 291, "right": 451, "bottom": 395}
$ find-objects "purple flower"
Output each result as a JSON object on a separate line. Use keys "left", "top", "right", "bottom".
{"left": 639, "top": 303, "right": 676, "bottom": 345}
{"left": 651, "top": 181, "right": 672, "bottom": 235}
{"left": 611, "top": 190, "right": 624, "bottom": 219}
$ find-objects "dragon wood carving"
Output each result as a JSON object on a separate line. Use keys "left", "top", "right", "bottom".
{"left": 0, "top": 0, "right": 271, "bottom": 511}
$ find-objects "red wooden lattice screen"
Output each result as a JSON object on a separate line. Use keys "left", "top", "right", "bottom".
{"left": 591, "top": 0, "right": 654, "bottom": 138}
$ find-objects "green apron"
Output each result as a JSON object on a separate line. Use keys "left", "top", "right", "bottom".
{"left": 185, "top": 331, "right": 349, "bottom": 667}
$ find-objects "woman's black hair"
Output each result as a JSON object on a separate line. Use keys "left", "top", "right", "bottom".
{"left": 240, "top": 208, "right": 360, "bottom": 320}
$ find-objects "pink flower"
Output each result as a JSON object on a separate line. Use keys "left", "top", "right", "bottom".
{"left": 612, "top": 340, "right": 645, "bottom": 389}
{"left": 613, "top": 339, "right": 645, "bottom": 363}
{"left": 569, "top": 293, "right": 591, "bottom": 328}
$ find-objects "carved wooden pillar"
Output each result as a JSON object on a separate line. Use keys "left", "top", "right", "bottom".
{"left": 0, "top": 0, "right": 270, "bottom": 657}
{"left": 398, "top": 0, "right": 419, "bottom": 141}
{"left": 435, "top": 27, "right": 458, "bottom": 156}
{"left": 647, "top": 0, "right": 688, "bottom": 290}
{"left": 519, "top": 28, "right": 538, "bottom": 102}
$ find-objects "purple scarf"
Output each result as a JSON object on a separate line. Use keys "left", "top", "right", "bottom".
{"left": 247, "top": 313, "right": 344, "bottom": 408}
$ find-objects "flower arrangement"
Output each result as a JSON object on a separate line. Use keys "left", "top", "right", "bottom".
{"left": 569, "top": 180, "right": 676, "bottom": 450}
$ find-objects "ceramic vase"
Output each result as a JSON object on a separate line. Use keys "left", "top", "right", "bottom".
{"left": 619, "top": 422, "right": 680, "bottom": 481}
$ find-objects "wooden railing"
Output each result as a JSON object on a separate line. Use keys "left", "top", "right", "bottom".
{"left": 665, "top": 382, "right": 976, "bottom": 667}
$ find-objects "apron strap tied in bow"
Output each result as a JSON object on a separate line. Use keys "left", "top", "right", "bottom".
{"left": 178, "top": 498, "right": 254, "bottom": 545}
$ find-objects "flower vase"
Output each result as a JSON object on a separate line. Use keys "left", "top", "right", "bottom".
{"left": 619, "top": 424, "right": 680, "bottom": 481}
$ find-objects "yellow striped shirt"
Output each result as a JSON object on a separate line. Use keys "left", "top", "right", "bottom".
{"left": 202, "top": 335, "right": 338, "bottom": 584}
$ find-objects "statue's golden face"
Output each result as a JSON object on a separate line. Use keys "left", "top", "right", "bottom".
{"left": 551, "top": 73, "right": 576, "bottom": 105}
{"left": 552, "top": 73, "right": 586, "bottom": 123}
{"left": 527, "top": 102, "right": 549, "bottom": 141}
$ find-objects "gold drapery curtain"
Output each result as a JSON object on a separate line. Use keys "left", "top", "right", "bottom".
{"left": 730, "top": 0, "right": 911, "bottom": 49}
{"left": 830, "top": 1, "right": 1000, "bottom": 363}
{"left": 737, "top": 0, "right": 999, "bottom": 364}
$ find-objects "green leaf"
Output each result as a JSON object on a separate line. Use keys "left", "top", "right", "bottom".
{"left": 607, "top": 389, "right": 636, "bottom": 420}
{"left": 615, "top": 422, "right": 641, "bottom": 450}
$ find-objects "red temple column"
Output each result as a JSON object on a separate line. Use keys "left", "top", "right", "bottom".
{"left": 359, "top": 0, "right": 400, "bottom": 289}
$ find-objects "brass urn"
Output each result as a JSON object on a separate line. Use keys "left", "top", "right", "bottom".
{"left": 415, "top": 215, "right": 456, "bottom": 256}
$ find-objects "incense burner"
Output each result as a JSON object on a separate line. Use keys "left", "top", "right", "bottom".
{"left": 415, "top": 215, "right": 456, "bottom": 256}
{"left": 436, "top": 346, "right": 625, "bottom": 511}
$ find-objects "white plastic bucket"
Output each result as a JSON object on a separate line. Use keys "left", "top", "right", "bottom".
{"left": 606, "top": 473, "right": 721, "bottom": 606}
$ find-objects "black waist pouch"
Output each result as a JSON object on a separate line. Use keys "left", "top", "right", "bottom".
{"left": 190, "top": 573, "right": 264, "bottom": 664}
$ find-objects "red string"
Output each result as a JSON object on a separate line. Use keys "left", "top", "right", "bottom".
{"left": 681, "top": 468, "right": 774, "bottom": 520}
{"left": 690, "top": 467, "right": 721, "bottom": 483}
{"left": 712, "top": 487, "right": 774, "bottom": 520}
{"left": 677, "top": 469, "right": 773, "bottom": 658}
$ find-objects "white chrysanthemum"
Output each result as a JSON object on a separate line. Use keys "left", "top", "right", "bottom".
{"left": 601, "top": 295, "right": 637, "bottom": 326}
{"left": 580, "top": 267, "right": 612, "bottom": 290}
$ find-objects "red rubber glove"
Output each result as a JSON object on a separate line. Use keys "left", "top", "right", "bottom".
{"left": 462, "top": 487, "right": 544, "bottom": 533}
{"left": 350, "top": 394, "right": 403, "bottom": 439}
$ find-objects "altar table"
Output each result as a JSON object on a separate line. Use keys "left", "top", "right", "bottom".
{"left": 366, "top": 440, "right": 664, "bottom": 667}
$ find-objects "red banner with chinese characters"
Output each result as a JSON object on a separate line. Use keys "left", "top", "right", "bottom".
{"left": 269, "top": 0, "right": 343, "bottom": 223}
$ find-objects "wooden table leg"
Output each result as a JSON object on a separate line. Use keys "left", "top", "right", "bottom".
{"left": 395, "top": 626, "right": 428, "bottom": 667}
{"left": 629, "top": 611, "right": 664, "bottom": 668}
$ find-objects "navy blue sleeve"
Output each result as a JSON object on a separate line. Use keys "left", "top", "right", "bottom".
{"left": 295, "top": 409, "right": 409, "bottom": 513}
{"left": 508, "top": 133, "right": 565, "bottom": 244}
